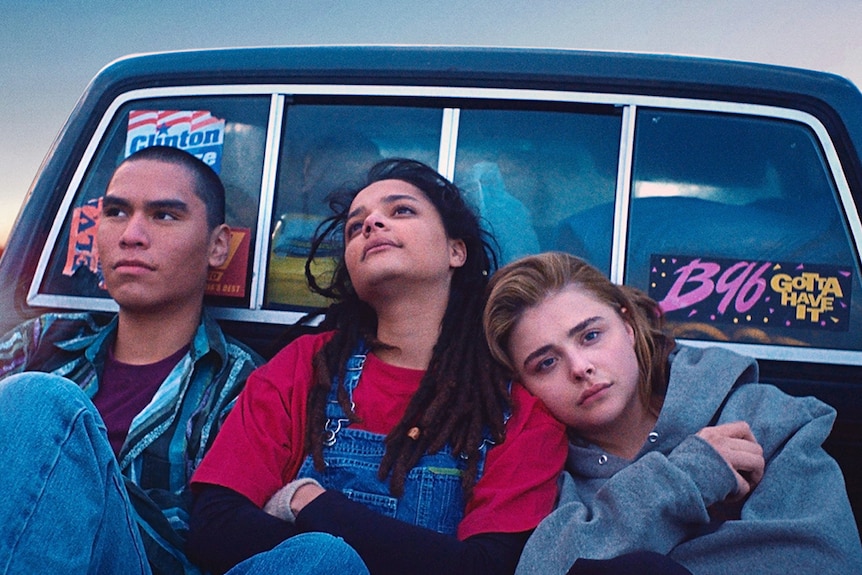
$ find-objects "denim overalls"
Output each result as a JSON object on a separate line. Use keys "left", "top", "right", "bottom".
{"left": 296, "top": 341, "right": 492, "bottom": 536}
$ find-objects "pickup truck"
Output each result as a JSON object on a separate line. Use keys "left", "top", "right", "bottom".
{"left": 1, "top": 45, "right": 860, "bottom": 531}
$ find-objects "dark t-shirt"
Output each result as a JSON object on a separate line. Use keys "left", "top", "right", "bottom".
{"left": 93, "top": 345, "right": 189, "bottom": 456}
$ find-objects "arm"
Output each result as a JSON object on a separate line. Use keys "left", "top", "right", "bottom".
{"left": 516, "top": 434, "right": 739, "bottom": 575}
{"left": 695, "top": 420, "right": 764, "bottom": 500}
{"left": 297, "top": 489, "right": 529, "bottom": 575}
{"left": 521, "top": 386, "right": 862, "bottom": 575}
{"left": 186, "top": 484, "right": 299, "bottom": 575}
{"left": 188, "top": 335, "right": 325, "bottom": 506}
{"left": 188, "top": 343, "right": 565, "bottom": 575}
{"left": 669, "top": 386, "right": 862, "bottom": 572}
{"left": 184, "top": 352, "right": 312, "bottom": 572}
{"left": 188, "top": 483, "right": 528, "bottom": 575}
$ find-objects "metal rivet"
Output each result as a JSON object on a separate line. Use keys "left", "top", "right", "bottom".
{"left": 598, "top": 454, "right": 608, "bottom": 465}
{"left": 648, "top": 431, "right": 659, "bottom": 443}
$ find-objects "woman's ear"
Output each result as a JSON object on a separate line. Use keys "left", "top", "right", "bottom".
{"left": 448, "top": 238, "right": 467, "bottom": 269}
{"left": 620, "top": 307, "right": 636, "bottom": 342}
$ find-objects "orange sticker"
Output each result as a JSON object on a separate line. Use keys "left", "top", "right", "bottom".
{"left": 206, "top": 228, "right": 250, "bottom": 298}
{"left": 63, "top": 197, "right": 103, "bottom": 282}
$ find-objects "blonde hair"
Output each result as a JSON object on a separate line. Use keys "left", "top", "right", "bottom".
{"left": 483, "top": 252, "right": 675, "bottom": 407}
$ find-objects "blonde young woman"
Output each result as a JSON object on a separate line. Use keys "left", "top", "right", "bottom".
{"left": 483, "top": 252, "right": 862, "bottom": 575}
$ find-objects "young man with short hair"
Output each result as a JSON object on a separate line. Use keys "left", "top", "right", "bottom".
{"left": 0, "top": 146, "right": 262, "bottom": 575}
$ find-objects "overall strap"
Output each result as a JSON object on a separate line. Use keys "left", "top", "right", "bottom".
{"left": 323, "top": 339, "right": 368, "bottom": 446}
{"left": 470, "top": 379, "right": 515, "bottom": 475}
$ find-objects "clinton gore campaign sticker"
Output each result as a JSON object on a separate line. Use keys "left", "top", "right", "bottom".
{"left": 649, "top": 255, "right": 852, "bottom": 331}
{"left": 125, "top": 110, "right": 226, "bottom": 172}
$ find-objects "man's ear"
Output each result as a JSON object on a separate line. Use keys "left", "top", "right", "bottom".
{"left": 208, "top": 224, "right": 231, "bottom": 268}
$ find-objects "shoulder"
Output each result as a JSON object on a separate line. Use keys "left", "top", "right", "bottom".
{"left": 722, "top": 375, "right": 835, "bottom": 425}
{"left": 669, "top": 344, "right": 759, "bottom": 391}
{"left": 30, "top": 311, "right": 115, "bottom": 348}
{"left": 1, "top": 311, "right": 115, "bottom": 377}
{"left": 197, "top": 310, "right": 263, "bottom": 368}
{"left": 265, "top": 330, "right": 335, "bottom": 367}
{"left": 508, "top": 383, "right": 568, "bottom": 438}
{"left": 223, "top": 337, "right": 264, "bottom": 367}
{"left": 42, "top": 311, "right": 114, "bottom": 335}
{"left": 694, "top": 358, "right": 838, "bottom": 456}
{"left": 671, "top": 344, "right": 758, "bottom": 375}
{"left": 672, "top": 344, "right": 833, "bottom": 422}
{"left": 459, "top": 383, "right": 567, "bottom": 539}
{"left": 247, "top": 330, "right": 335, "bottom": 387}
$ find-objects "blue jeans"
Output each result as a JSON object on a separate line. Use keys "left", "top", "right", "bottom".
{"left": 0, "top": 373, "right": 150, "bottom": 575}
{"left": 227, "top": 533, "right": 369, "bottom": 575}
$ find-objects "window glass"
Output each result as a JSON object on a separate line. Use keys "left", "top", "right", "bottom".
{"left": 629, "top": 109, "right": 861, "bottom": 351}
{"left": 454, "top": 106, "right": 621, "bottom": 271}
{"left": 40, "top": 96, "right": 270, "bottom": 308}
{"left": 266, "top": 103, "right": 442, "bottom": 309}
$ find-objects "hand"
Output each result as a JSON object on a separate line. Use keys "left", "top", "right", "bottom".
{"left": 290, "top": 481, "right": 326, "bottom": 516}
{"left": 263, "top": 477, "right": 325, "bottom": 523}
{"left": 696, "top": 421, "right": 764, "bottom": 502}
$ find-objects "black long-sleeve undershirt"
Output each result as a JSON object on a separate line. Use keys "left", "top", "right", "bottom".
{"left": 186, "top": 484, "right": 530, "bottom": 575}
{"left": 186, "top": 486, "right": 298, "bottom": 574}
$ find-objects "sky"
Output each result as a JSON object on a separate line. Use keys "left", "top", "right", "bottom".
{"left": 2, "top": 0, "right": 861, "bottom": 246}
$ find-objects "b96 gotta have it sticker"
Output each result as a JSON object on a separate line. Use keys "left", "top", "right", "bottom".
{"left": 649, "top": 255, "right": 852, "bottom": 331}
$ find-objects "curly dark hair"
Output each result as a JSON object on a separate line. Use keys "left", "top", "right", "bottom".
{"left": 303, "top": 158, "right": 508, "bottom": 497}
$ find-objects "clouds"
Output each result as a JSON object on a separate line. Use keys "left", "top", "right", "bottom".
{"left": 1, "top": 0, "right": 860, "bottom": 244}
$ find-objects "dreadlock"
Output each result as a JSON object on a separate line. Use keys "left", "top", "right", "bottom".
{"left": 303, "top": 158, "right": 509, "bottom": 497}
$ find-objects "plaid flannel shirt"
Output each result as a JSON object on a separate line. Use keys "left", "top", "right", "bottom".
{"left": 0, "top": 310, "right": 262, "bottom": 575}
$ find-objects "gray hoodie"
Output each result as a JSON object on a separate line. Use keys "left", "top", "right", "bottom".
{"left": 516, "top": 345, "right": 862, "bottom": 575}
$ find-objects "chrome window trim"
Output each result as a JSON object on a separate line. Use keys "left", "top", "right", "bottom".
{"left": 438, "top": 108, "right": 460, "bottom": 181}
{"left": 34, "top": 295, "right": 120, "bottom": 314}
{"left": 610, "top": 104, "right": 636, "bottom": 285}
{"left": 678, "top": 338, "right": 862, "bottom": 366}
{"left": 249, "top": 94, "right": 285, "bottom": 310}
{"left": 212, "top": 306, "right": 316, "bottom": 325}
{"left": 26, "top": 83, "right": 862, "bottom": 365}
{"left": 28, "top": 85, "right": 280, "bottom": 310}
{"left": 27, "top": 99, "right": 122, "bottom": 306}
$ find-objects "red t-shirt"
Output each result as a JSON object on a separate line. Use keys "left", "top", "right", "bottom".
{"left": 191, "top": 331, "right": 567, "bottom": 540}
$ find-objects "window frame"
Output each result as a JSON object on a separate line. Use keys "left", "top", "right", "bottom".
{"left": 26, "top": 83, "right": 862, "bottom": 365}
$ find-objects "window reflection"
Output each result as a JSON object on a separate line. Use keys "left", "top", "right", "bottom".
{"left": 41, "top": 96, "right": 269, "bottom": 308}
{"left": 266, "top": 104, "right": 441, "bottom": 309}
{"left": 629, "top": 109, "right": 860, "bottom": 350}
{"left": 454, "top": 107, "right": 621, "bottom": 270}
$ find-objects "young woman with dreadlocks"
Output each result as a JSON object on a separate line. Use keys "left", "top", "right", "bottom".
{"left": 186, "top": 159, "right": 567, "bottom": 575}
